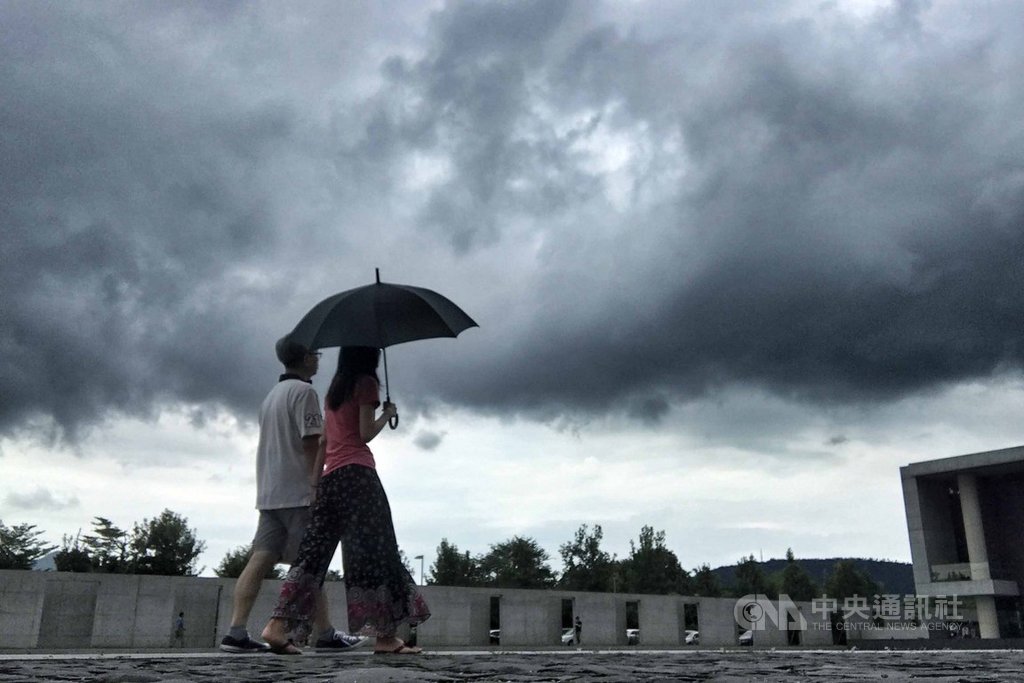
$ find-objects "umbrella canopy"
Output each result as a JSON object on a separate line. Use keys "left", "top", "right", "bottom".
{"left": 288, "top": 269, "right": 477, "bottom": 428}
{"left": 288, "top": 270, "right": 478, "bottom": 351}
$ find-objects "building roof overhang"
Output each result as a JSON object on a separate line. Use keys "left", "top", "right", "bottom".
{"left": 900, "top": 444, "right": 1024, "bottom": 480}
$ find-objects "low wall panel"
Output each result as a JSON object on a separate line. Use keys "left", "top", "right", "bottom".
{"left": 636, "top": 594, "right": 682, "bottom": 646}
{"left": 37, "top": 575, "right": 100, "bottom": 649}
{"left": 413, "top": 586, "right": 484, "bottom": 646}
{"left": 573, "top": 593, "right": 619, "bottom": 646}
{"left": 131, "top": 577, "right": 177, "bottom": 648}
{"left": 92, "top": 574, "right": 141, "bottom": 648}
{"left": 499, "top": 590, "right": 560, "bottom": 647}
{"left": 173, "top": 578, "right": 222, "bottom": 648}
{"left": 0, "top": 571, "right": 45, "bottom": 648}
{"left": 697, "top": 598, "right": 740, "bottom": 646}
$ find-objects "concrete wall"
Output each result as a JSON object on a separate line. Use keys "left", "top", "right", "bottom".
{"left": 575, "top": 592, "right": 623, "bottom": 646}
{"left": 697, "top": 598, "right": 740, "bottom": 646}
{"left": 0, "top": 570, "right": 45, "bottom": 649}
{"left": 414, "top": 586, "right": 492, "bottom": 646}
{"left": 0, "top": 570, "right": 849, "bottom": 649}
{"left": 634, "top": 594, "right": 678, "bottom": 646}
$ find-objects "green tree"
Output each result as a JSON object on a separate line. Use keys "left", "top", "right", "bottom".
{"left": 691, "top": 563, "right": 722, "bottom": 597}
{"left": 559, "top": 524, "right": 616, "bottom": 592}
{"left": 823, "top": 559, "right": 879, "bottom": 635}
{"left": 621, "top": 526, "right": 691, "bottom": 595}
{"left": 82, "top": 517, "right": 129, "bottom": 573}
{"left": 128, "top": 509, "right": 206, "bottom": 576}
{"left": 734, "top": 555, "right": 772, "bottom": 597}
{"left": 479, "top": 536, "right": 556, "bottom": 589}
{"left": 824, "top": 559, "right": 878, "bottom": 601}
{"left": 778, "top": 548, "right": 818, "bottom": 602}
{"left": 54, "top": 532, "right": 92, "bottom": 573}
{"left": 214, "top": 544, "right": 282, "bottom": 579}
{"left": 0, "top": 520, "right": 57, "bottom": 569}
{"left": 429, "top": 538, "right": 480, "bottom": 587}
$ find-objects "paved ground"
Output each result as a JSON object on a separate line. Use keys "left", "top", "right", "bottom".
{"left": 1, "top": 649, "right": 1022, "bottom": 682}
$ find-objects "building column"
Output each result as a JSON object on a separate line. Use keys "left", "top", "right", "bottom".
{"left": 975, "top": 596, "right": 1000, "bottom": 639}
{"left": 956, "top": 474, "right": 990, "bottom": 581}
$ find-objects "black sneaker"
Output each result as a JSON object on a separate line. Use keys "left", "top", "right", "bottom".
{"left": 315, "top": 631, "right": 369, "bottom": 651}
{"left": 220, "top": 634, "right": 271, "bottom": 653}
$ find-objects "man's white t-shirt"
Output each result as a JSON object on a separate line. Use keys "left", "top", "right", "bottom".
{"left": 255, "top": 378, "right": 324, "bottom": 510}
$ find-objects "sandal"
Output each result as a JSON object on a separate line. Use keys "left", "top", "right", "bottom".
{"left": 261, "top": 620, "right": 302, "bottom": 655}
{"left": 268, "top": 639, "right": 302, "bottom": 655}
{"left": 374, "top": 639, "right": 422, "bottom": 655}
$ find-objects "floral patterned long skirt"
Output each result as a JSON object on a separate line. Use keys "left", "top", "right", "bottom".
{"left": 271, "top": 464, "right": 430, "bottom": 642}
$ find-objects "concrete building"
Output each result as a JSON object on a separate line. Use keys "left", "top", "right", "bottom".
{"left": 901, "top": 445, "right": 1024, "bottom": 639}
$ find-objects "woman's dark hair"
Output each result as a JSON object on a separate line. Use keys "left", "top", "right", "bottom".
{"left": 326, "top": 346, "right": 380, "bottom": 410}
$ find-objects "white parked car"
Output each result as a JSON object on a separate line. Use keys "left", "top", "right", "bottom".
{"left": 685, "top": 630, "right": 699, "bottom": 645}
{"left": 738, "top": 629, "right": 753, "bottom": 646}
{"left": 489, "top": 629, "right": 500, "bottom": 645}
{"left": 626, "top": 628, "right": 640, "bottom": 645}
{"left": 561, "top": 628, "right": 575, "bottom": 645}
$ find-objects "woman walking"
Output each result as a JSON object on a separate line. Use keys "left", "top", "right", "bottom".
{"left": 263, "top": 346, "right": 429, "bottom": 655}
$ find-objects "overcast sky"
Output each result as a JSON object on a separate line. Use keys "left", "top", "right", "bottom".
{"left": 3, "top": 0, "right": 1024, "bottom": 581}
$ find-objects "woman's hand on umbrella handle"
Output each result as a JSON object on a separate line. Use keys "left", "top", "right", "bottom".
{"left": 383, "top": 401, "right": 399, "bottom": 430}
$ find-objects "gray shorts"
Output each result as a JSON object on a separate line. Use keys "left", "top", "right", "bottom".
{"left": 253, "top": 506, "right": 311, "bottom": 564}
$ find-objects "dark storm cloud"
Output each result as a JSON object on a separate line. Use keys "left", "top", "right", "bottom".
{"left": 0, "top": 2, "right": 299, "bottom": 438}
{"left": 3, "top": 0, "right": 1024, "bottom": 440}
{"left": 391, "top": 0, "right": 1024, "bottom": 417}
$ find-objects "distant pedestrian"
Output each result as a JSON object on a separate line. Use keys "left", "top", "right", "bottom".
{"left": 574, "top": 616, "right": 582, "bottom": 646}
{"left": 173, "top": 612, "right": 185, "bottom": 647}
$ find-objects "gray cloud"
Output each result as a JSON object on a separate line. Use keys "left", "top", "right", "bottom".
{"left": 6, "top": 488, "right": 80, "bottom": 512}
{"left": 413, "top": 430, "right": 445, "bottom": 452}
{"left": 3, "top": 0, "right": 1024, "bottom": 442}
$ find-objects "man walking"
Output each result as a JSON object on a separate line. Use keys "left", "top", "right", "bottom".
{"left": 173, "top": 612, "right": 185, "bottom": 647}
{"left": 220, "top": 336, "right": 365, "bottom": 653}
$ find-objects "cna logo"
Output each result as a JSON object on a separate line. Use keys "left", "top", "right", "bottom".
{"left": 734, "top": 594, "right": 808, "bottom": 631}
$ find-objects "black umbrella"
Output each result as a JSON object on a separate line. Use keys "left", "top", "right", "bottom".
{"left": 288, "top": 269, "right": 477, "bottom": 427}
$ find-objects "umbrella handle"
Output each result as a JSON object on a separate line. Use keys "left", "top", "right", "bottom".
{"left": 382, "top": 347, "right": 399, "bottom": 429}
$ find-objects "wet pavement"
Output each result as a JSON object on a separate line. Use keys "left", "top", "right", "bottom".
{"left": 1, "top": 648, "right": 1021, "bottom": 682}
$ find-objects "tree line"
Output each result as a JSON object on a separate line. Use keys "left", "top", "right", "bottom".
{"left": 1, "top": 512, "right": 205, "bottom": 576}
{"left": 3, "top": 516, "right": 881, "bottom": 600}
{"left": 429, "top": 525, "right": 881, "bottom": 601}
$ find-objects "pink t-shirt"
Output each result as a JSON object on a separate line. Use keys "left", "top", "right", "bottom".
{"left": 322, "top": 375, "right": 380, "bottom": 476}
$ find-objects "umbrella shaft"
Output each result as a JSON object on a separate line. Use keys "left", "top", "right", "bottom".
{"left": 381, "top": 347, "right": 398, "bottom": 430}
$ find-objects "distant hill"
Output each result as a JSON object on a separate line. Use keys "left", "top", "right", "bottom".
{"left": 32, "top": 551, "right": 57, "bottom": 571}
{"left": 712, "top": 558, "right": 915, "bottom": 596}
